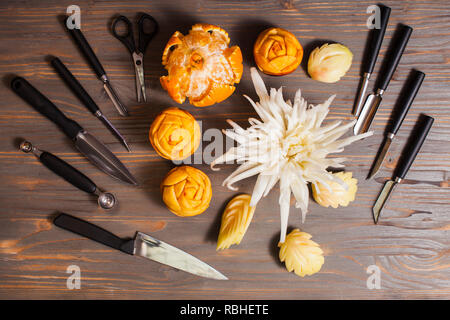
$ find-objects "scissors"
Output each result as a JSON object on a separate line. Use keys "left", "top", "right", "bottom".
{"left": 112, "top": 14, "right": 158, "bottom": 103}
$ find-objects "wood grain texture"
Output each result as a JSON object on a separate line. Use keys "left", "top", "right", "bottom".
{"left": 0, "top": 0, "right": 449, "bottom": 299}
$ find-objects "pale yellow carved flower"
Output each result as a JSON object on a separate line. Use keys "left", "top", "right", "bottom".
{"left": 312, "top": 171, "right": 358, "bottom": 208}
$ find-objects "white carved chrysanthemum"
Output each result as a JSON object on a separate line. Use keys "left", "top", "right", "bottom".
{"left": 212, "top": 68, "right": 372, "bottom": 242}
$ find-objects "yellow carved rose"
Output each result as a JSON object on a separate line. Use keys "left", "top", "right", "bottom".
{"left": 312, "top": 171, "right": 357, "bottom": 208}
{"left": 161, "top": 166, "right": 212, "bottom": 217}
{"left": 253, "top": 27, "right": 303, "bottom": 76}
{"left": 278, "top": 229, "right": 324, "bottom": 277}
{"left": 217, "top": 194, "right": 255, "bottom": 250}
{"left": 149, "top": 107, "right": 201, "bottom": 161}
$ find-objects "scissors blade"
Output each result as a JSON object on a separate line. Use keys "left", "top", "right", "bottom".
{"left": 133, "top": 232, "right": 228, "bottom": 280}
{"left": 132, "top": 52, "right": 146, "bottom": 103}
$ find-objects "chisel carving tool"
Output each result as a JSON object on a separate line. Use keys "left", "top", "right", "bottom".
{"left": 65, "top": 19, "right": 129, "bottom": 116}
{"left": 367, "top": 70, "right": 425, "bottom": 179}
{"left": 354, "top": 24, "right": 413, "bottom": 135}
{"left": 372, "top": 114, "right": 434, "bottom": 224}
{"left": 11, "top": 77, "right": 138, "bottom": 186}
{"left": 353, "top": 4, "right": 391, "bottom": 117}
{"left": 50, "top": 57, "right": 131, "bottom": 152}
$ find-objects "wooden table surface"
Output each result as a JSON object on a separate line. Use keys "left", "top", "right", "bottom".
{"left": 0, "top": 0, "right": 449, "bottom": 300}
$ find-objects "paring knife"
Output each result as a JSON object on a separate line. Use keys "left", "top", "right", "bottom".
{"left": 65, "top": 19, "right": 129, "bottom": 117}
{"left": 353, "top": 4, "right": 391, "bottom": 116}
{"left": 11, "top": 77, "right": 138, "bottom": 186}
{"left": 354, "top": 24, "right": 413, "bottom": 135}
{"left": 50, "top": 57, "right": 131, "bottom": 152}
{"left": 373, "top": 114, "right": 434, "bottom": 224}
{"left": 367, "top": 70, "right": 425, "bottom": 179}
{"left": 19, "top": 140, "right": 117, "bottom": 210}
{"left": 53, "top": 213, "right": 228, "bottom": 280}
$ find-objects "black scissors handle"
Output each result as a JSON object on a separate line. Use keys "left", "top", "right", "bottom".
{"left": 137, "top": 13, "right": 158, "bottom": 54}
{"left": 112, "top": 15, "right": 136, "bottom": 54}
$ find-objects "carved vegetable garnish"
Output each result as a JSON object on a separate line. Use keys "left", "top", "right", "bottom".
{"left": 308, "top": 43, "right": 353, "bottom": 83}
{"left": 312, "top": 171, "right": 358, "bottom": 208}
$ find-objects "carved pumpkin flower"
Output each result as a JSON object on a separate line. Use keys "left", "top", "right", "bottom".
{"left": 254, "top": 27, "right": 303, "bottom": 76}
{"left": 279, "top": 229, "right": 324, "bottom": 277}
{"left": 149, "top": 107, "right": 201, "bottom": 161}
{"left": 161, "top": 23, "right": 243, "bottom": 107}
{"left": 161, "top": 166, "right": 212, "bottom": 217}
{"left": 217, "top": 194, "right": 256, "bottom": 250}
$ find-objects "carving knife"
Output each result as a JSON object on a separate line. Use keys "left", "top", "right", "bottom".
{"left": 367, "top": 70, "right": 425, "bottom": 179}
{"left": 53, "top": 213, "right": 228, "bottom": 280}
{"left": 50, "top": 57, "right": 131, "bottom": 152}
{"left": 372, "top": 114, "right": 433, "bottom": 224}
{"left": 353, "top": 4, "right": 391, "bottom": 116}
{"left": 354, "top": 24, "right": 413, "bottom": 135}
{"left": 65, "top": 20, "right": 129, "bottom": 116}
{"left": 11, "top": 77, "right": 138, "bottom": 186}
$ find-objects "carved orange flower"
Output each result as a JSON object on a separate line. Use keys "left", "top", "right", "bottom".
{"left": 161, "top": 166, "right": 212, "bottom": 217}
{"left": 149, "top": 107, "right": 201, "bottom": 161}
{"left": 161, "top": 23, "right": 243, "bottom": 107}
{"left": 254, "top": 27, "right": 303, "bottom": 76}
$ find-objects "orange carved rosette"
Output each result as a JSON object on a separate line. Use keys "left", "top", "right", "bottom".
{"left": 161, "top": 166, "right": 212, "bottom": 217}
{"left": 254, "top": 27, "right": 303, "bottom": 75}
{"left": 160, "top": 23, "right": 243, "bottom": 107}
{"left": 149, "top": 107, "right": 200, "bottom": 161}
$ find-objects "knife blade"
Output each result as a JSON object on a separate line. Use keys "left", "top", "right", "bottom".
{"left": 353, "top": 5, "right": 391, "bottom": 117}
{"left": 11, "top": 77, "right": 138, "bottom": 185}
{"left": 372, "top": 114, "right": 434, "bottom": 223}
{"left": 367, "top": 70, "right": 425, "bottom": 179}
{"left": 354, "top": 24, "right": 413, "bottom": 135}
{"left": 50, "top": 57, "right": 131, "bottom": 152}
{"left": 53, "top": 213, "right": 228, "bottom": 280}
{"left": 65, "top": 19, "right": 129, "bottom": 117}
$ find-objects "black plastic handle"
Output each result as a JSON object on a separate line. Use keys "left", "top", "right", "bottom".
{"left": 65, "top": 21, "right": 106, "bottom": 78}
{"left": 112, "top": 15, "right": 136, "bottom": 54}
{"left": 54, "top": 213, "right": 134, "bottom": 254}
{"left": 364, "top": 5, "right": 391, "bottom": 74}
{"left": 138, "top": 13, "right": 158, "bottom": 54}
{"left": 40, "top": 151, "right": 97, "bottom": 194}
{"left": 395, "top": 114, "right": 434, "bottom": 179}
{"left": 11, "top": 77, "right": 82, "bottom": 140}
{"left": 390, "top": 70, "right": 425, "bottom": 135}
{"left": 376, "top": 24, "right": 413, "bottom": 91}
{"left": 51, "top": 57, "right": 99, "bottom": 115}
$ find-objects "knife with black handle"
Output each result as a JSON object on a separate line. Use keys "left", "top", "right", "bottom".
{"left": 367, "top": 70, "right": 425, "bottom": 179}
{"left": 354, "top": 24, "right": 413, "bottom": 135}
{"left": 20, "top": 140, "right": 116, "bottom": 210}
{"left": 11, "top": 77, "right": 137, "bottom": 185}
{"left": 65, "top": 19, "right": 128, "bottom": 116}
{"left": 53, "top": 213, "right": 228, "bottom": 280}
{"left": 353, "top": 4, "right": 391, "bottom": 116}
{"left": 50, "top": 57, "right": 130, "bottom": 151}
{"left": 372, "top": 114, "right": 434, "bottom": 223}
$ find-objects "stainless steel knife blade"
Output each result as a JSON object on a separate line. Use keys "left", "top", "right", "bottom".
{"left": 367, "top": 135, "right": 393, "bottom": 179}
{"left": 133, "top": 232, "right": 228, "bottom": 280}
{"left": 372, "top": 178, "right": 398, "bottom": 224}
{"left": 354, "top": 91, "right": 383, "bottom": 135}
{"left": 75, "top": 131, "right": 138, "bottom": 185}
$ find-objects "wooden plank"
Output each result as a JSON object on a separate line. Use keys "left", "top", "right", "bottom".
{"left": 0, "top": 0, "right": 448, "bottom": 299}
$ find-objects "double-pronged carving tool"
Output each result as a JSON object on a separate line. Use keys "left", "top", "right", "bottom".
{"left": 51, "top": 57, "right": 131, "bottom": 152}
{"left": 367, "top": 70, "right": 425, "bottom": 179}
{"left": 20, "top": 140, "right": 117, "bottom": 210}
{"left": 354, "top": 24, "right": 413, "bottom": 135}
{"left": 11, "top": 77, "right": 138, "bottom": 185}
{"left": 372, "top": 114, "right": 434, "bottom": 224}
{"left": 65, "top": 19, "right": 129, "bottom": 116}
{"left": 353, "top": 5, "right": 391, "bottom": 117}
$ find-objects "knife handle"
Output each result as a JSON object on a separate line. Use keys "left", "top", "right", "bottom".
{"left": 395, "top": 114, "right": 433, "bottom": 180}
{"left": 65, "top": 20, "right": 106, "bottom": 79}
{"left": 53, "top": 213, "right": 134, "bottom": 254}
{"left": 364, "top": 5, "right": 391, "bottom": 74}
{"left": 376, "top": 24, "right": 413, "bottom": 91}
{"left": 390, "top": 70, "right": 425, "bottom": 135}
{"left": 40, "top": 151, "right": 97, "bottom": 194}
{"left": 11, "top": 77, "right": 82, "bottom": 140}
{"left": 51, "top": 57, "right": 100, "bottom": 115}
